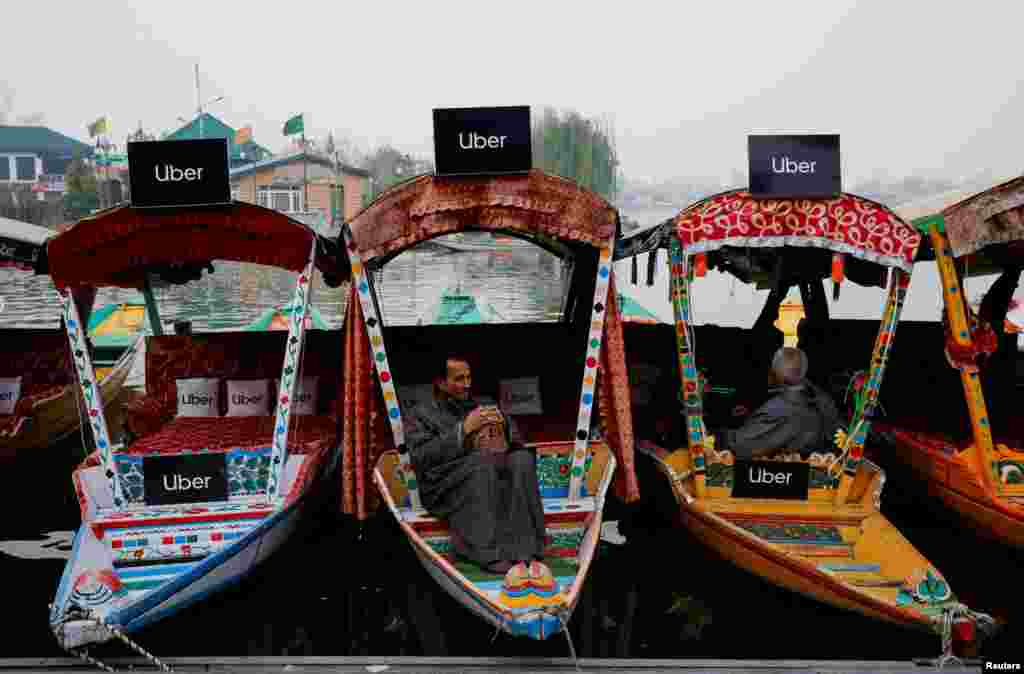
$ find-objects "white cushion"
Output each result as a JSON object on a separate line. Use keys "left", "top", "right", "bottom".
{"left": 499, "top": 377, "right": 543, "bottom": 415}
{"left": 175, "top": 378, "right": 221, "bottom": 418}
{"left": 0, "top": 377, "right": 22, "bottom": 415}
{"left": 290, "top": 376, "right": 319, "bottom": 415}
{"left": 226, "top": 379, "right": 271, "bottom": 417}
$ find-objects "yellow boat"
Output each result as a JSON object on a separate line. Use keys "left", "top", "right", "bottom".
{"left": 614, "top": 189, "right": 996, "bottom": 656}
{"left": 87, "top": 296, "right": 146, "bottom": 379}
{"left": 875, "top": 176, "right": 1024, "bottom": 549}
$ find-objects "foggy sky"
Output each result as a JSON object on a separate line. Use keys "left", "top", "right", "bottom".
{"left": 4, "top": 1, "right": 1022, "bottom": 186}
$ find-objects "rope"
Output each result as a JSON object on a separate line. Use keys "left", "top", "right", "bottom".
{"left": 49, "top": 604, "right": 174, "bottom": 672}
{"left": 931, "top": 602, "right": 998, "bottom": 669}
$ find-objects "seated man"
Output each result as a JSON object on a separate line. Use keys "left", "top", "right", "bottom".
{"left": 404, "top": 354, "right": 547, "bottom": 575}
{"left": 717, "top": 347, "right": 841, "bottom": 460}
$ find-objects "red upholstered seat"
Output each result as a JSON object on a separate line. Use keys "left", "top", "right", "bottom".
{"left": 122, "top": 415, "right": 338, "bottom": 456}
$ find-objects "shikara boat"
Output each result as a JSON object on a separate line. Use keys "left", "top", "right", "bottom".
{"left": 614, "top": 190, "right": 993, "bottom": 652}
{"left": 87, "top": 294, "right": 146, "bottom": 379}
{"left": 874, "top": 175, "right": 1024, "bottom": 548}
{"left": 47, "top": 200, "right": 347, "bottom": 654}
{"left": 247, "top": 301, "right": 329, "bottom": 331}
{"left": 0, "top": 216, "right": 139, "bottom": 460}
{"left": 338, "top": 170, "right": 639, "bottom": 640}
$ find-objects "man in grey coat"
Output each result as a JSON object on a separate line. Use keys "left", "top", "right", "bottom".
{"left": 719, "top": 347, "right": 841, "bottom": 459}
{"left": 404, "top": 355, "right": 547, "bottom": 575}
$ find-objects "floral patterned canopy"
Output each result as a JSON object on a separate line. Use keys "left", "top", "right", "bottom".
{"left": 46, "top": 201, "right": 343, "bottom": 290}
{"left": 673, "top": 190, "right": 921, "bottom": 272}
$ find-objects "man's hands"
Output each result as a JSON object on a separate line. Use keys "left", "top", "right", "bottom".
{"left": 464, "top": 405, "right": 505, "bottom": 436}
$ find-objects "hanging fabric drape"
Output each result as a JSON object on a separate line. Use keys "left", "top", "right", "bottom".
{"left": 340, "top": 284, "right": 384, "bottom": 520}
{"left": 598, "top": 273, "right": 639, "bottom": 503}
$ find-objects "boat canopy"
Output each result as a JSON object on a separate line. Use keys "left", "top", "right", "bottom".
{"left": 46, "top": 201, "right": 345, "bottom": 290}
{"left": 674, "top": 190, "right": 920, "bottom": 271}
{"left": 0, "top": 214, "right": 51, "bottom": 273}
{"left": 616, "top": 191, "right": 920, "bottom": 289}
{"left": 909, "top": 175, "right": 1024, "bottom": 266}
{"left": 345, "top": 169, "right": 619, "bottom": 267}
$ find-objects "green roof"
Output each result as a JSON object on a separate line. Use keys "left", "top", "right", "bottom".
{"left": 165, "top": 113, "right": 271, "bottom": 162}
{"left": 0, "top": 126, "right": 93, "bottom": 157}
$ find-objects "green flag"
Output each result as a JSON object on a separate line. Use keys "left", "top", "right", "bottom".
{"left": 283, "top": 114, "right": 304, "bottom": 136}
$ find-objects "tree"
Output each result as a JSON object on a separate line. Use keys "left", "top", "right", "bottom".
{"left": 63, "top": 157, "right": 99, "bottom": 219}
{"left": 364, "top": 145, "right": 432, "bottom": 199}
{"left": 531, "top": 106, "right": 620, "bottom": 200}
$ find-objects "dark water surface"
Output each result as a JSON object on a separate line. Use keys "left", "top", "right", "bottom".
{"left": 2, "top": 240, "right": 1022, "bottom": 661}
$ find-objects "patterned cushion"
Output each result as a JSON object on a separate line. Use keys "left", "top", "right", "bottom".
{"left": 127, "top": 331, "right": 342, "bottom": 438}
{"left": 122, "top": 415, "right": 338, "bottom": 456}
{"left": 0, "top": 330, "right": 73, "bottom": 389}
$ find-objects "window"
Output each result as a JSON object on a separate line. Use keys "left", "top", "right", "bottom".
{"left": 15, "top": 156, "right": 37, "bottom": 181}
{"left": 256, "top": 186, "right": 303, "bottom": 213}
{"left": 0, "top": 154, "right": 40, "bottom": 182}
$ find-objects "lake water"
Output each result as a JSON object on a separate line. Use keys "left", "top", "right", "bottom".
{"left": 1, "top": 238, "right": 1021, "bottom": 663}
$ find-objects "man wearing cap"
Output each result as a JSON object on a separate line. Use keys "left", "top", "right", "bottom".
{"left": 718, "top": 346, "right": 841, "bottom": 459}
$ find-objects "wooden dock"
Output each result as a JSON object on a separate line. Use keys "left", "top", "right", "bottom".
{"left": 0, "top": 657, "right": 986, "bottom": 672}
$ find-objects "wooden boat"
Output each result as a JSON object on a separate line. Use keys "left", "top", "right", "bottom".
{"left": 87, "top": 295, "right": 147, "bottom": 379}
{"left": 0, "top": 216, "right": 140, "bottom": 459}
{"left": 47, "top": 200, "right": 347, "bottom": 655}
{"left": 614, "top": 189, "right": 993, "bottom": 653}
{"left": 247, "top": 301, "right": 329, "bottom": 331}
{"left": 872, "top": 176, "right": 1024, "bottom": 549}
{"left": 429, "top": 286, "right": 503, "bottom": 325}
{"left": 339, "top": 170, "right": 640, "bottom": 640}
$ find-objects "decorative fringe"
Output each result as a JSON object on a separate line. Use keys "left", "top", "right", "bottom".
{"left": 831, "top": 253, "right": 844, "bottom": 301}
{"left": 694, "top": 253, "right": 707, "bottom": 278}
{"left": 631, "top": 256, "right": 638, "bottom": 285}
{"left": 646, "top": 250, "right": 657, "bottom": 286}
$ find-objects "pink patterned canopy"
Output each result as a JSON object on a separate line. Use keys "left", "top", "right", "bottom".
{"left": 674, "top": 190, "right": 921, "bottom": 271}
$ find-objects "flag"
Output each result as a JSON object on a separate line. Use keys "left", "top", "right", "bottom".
{"left": 88, "top": 117, "right": 110, "bottom": 138}
{"left": 283, "top": 114, "right": 304, "bottom": 136}
{"left": 234, "top": 125, "right": 253, "bottom": 145}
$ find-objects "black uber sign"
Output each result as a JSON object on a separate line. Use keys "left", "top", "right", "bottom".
{"left": 143, "top": 453, "right": 229, "bottom": 506}
{"left": 748, "top": 134, "right": 841, "bottom": 199}
{"left": 433, "top": 106, "right": 532, "bottom": 177}
{"left": 731, "top": 459, "right": 810, "bottom": 500}
{"left": 128, "top": 138, "right": 231, "bottom": 208}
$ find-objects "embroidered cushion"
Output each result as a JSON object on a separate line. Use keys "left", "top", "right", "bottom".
{"left": 0, "top": 377, "right": 23, "bottom": 415}
{"left": 175, "top": 378, "right": 221, "bottom": 417}
{"left": 226, "top": 379, "right": 271, "bottom": 417}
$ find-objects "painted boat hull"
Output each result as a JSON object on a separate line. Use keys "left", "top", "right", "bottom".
{"left": 50, "top": 446, "right": 338, "bottom": 649}
{"left": 374, "top": 442, "right": 615, "bottom": 641}
{"left": 637, "top": 443, "right": 962, "bottom": 639}
{"left": 878, "top": 427, "right": 1024, "bottom": 549}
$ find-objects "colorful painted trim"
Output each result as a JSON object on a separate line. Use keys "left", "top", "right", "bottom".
{"left": 268, "top": 241, "right": 317, "bottom": 503}
{"left": 668, "top": 238, "right": 706, "bottom": 470}
{"left": 59, "top": 288, "right": 125, "bottom": 507}
{"left": 568, "top": 242, "right": 614, "bottom": 501}
{"left": 115, "top": 447, "right": 272, "bottom": 504}
{"left": 342, "top": 224, "right": 420, "bottom": 510}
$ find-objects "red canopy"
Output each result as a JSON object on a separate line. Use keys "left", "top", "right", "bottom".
{"left": 940, "top": 175, "right": 1024, "bottom": 258}
{"left": 674, "top": 190, "right": 921, "bottom": 272}
{"left": 47, "top": 202, "right": 336, "bottom": 289}
{"left": 347, "top": 170, "right": 618, "bottom": 263}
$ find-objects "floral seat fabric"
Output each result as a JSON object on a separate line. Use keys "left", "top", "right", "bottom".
{"left": 122, "top": 415, "right": 338, "bottom": 456}
{"left": 0, "top": 330, "right": 74, "bottom": 440}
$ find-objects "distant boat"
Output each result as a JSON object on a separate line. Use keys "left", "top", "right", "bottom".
{"left": 87, "top": 295, "right": 147, "bottom": 379}
{"left": 617, "top": 291, "right": 663, "bottom": 325}
{"left": 247, "top": 303, "right": 329, "bottom": 331}
{"left": 432, "top": 232, "right": 533, "bottom": 254}
{"left": 430, "top": 287, "right": 503, "bottom": 325}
